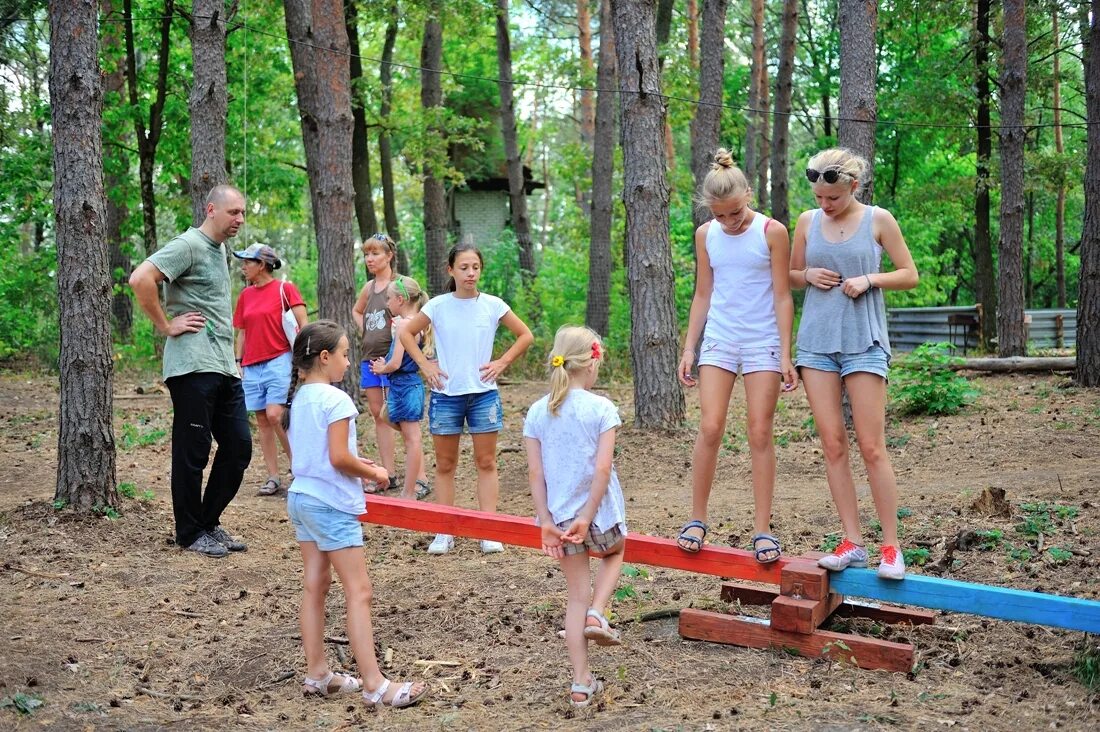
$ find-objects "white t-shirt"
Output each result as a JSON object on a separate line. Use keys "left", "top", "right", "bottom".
{"left": 420, "top": 292, "right": 511, "bottom": 396}
{"left": 523, "top": 389, "right": 627, "bottom": 534}
{"left": 287, "top": 383, "right": 365, "bottom": 515}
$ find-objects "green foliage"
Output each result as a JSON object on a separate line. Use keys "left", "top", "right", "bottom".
{"left": 902, "top": 547, "right": 930, "bottom": 567}
{"left": 119, "top": 420, "right": 168, "bottom": 450}
{"left": 975, "top": 529, "right": 1004, "bottom": 550}
{"left": 0, "top": 692, "right": 43, "bottom": 715}
{"left": 889, "top": 343, "right": 979, "bottom": 416}
{"left": 1046, "top": 547, "right": 1072, "bottom": 565}
{"left": 820, "top": 533, "right": 842, "bottom": 553}
{"left": 118, "top": 482, "right": 136, "bottom": 499}
{"left": 1073, "top": 641, "right": 1100, "bottom": 690}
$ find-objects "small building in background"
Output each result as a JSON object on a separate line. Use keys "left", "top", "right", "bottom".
{"left": 449, "top": 164, "right": 543, "bottom": 245}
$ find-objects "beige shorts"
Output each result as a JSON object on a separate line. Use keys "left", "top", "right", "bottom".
{"left": 555, "top": 520, "right": 626, "bottom": 556}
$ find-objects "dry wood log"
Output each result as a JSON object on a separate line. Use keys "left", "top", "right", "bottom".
{"left": 950, "top": 357, "right": 1075, "bottom": 372}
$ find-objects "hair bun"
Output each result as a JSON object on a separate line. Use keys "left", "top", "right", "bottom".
{"left": 713, "top": 148, "right": 735, "bottom": 169}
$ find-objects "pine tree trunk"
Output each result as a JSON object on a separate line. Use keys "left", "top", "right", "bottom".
{"left": 346, "top": 0, "right": 379, "bottom": 242}
{"left": 378, "top": 3, "right": 406, "bottom": 273}
{"left": 1076, "top": 0, "right": 1099, "bottom": 385}
{"left": 997, "top": 0, "right": 1027, "bottom": 357}
{"left": 656, "top": 0, "right": 676, "bottom": 172}
{"left": 101, "top": 0, "right": 132, "bottom": 340}
{"left": 495, "top": 0, "right": 537, "bottom": 285}
{"left": 750, "top": 0, "right": 769, "bottom": 203}
{"left": 50, "top": 0, "right": 118, "bottom": 510}
{"left": 421, "top": 2, "right": 448, "bottom": 296}
{"left": 974, "top": 0, "right": 996, "bottom": 349}
{"left": 687, "top": 0, "right": 698, "bottom": 69}
{"left": 838, "top": 0, "right": 877, "bottom": 204}
{"left": 586, "top": 0, "right": 616, "bottom": 336}
{"left": 123, "top": 0, "right": 172, "bottom": 253}
{"left": 578, "top": 0, "right": 595, "bottom": 147}
{"left": 1052, "top": 6, "right": 1066, "bottom": 309}
{"left": 188, "top": 0, "right": 228, "bottom": 226}
{"left": 769, "top": 0, "right": 797, "bottom": 228}
{"left": 689, "top": 0, "right": 728, "bottom": 230}
{"left": 284, "top": 0, "right": 360, "bottom": 393}
{"left": 613, "top": 0, "right": 685, "bottom": 429}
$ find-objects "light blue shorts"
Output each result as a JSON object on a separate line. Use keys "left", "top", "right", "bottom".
{"left": 796, "top": 344, "right": 890, "bottom": 380}
{"left": 429, "top": 390, "right": 503, "bottom": 435}
{"left": 287, "top": 491, "right": 364, "bottom": 551}
{"left": 387, "top": 372, "right": 426, "bottom": 423}
{"left": 242, "top": 351, "right": 292, "bottom": 411}
{"left": 698, "top": 339, "right": 781, "bottom": 375}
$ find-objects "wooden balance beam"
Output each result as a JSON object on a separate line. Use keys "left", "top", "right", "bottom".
{"left": 360, "top": 496, "right": 1100, "bottom": 672}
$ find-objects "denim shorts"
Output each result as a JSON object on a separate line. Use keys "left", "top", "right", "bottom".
{"left": 697, "top": 339, "right": 781, "bottom": 375}
{"left": 287, "top": 491, "right": 364, "bottom": 551}
{"left": 796, "top": 344, "right": 891, "bottom": 380}
{"left": 555, "top": 520, "right": 626, "bottom": 556}
{"left": 387, "top": 373, "right": 425, "bottom": 423}
{"left": 429, "top": 390, "right": 503, "bottom": 435}
{"left": 242, "top": 351, "right": 292, "bottom": 411}
{"left": 360, "top": 362, "right": 390, "bottom": 390}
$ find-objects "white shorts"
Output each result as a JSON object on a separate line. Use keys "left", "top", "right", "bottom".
{"left": 697, "top": 339, "right": 781, "bottom": 375}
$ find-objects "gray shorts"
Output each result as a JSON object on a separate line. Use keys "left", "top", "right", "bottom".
{"left": 555, "top": 520, "right": 626, "bottom": 556}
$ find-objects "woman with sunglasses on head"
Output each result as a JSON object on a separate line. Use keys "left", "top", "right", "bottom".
{"left": 790, "top": 147, "right": 919, "bottom": 580}
{"left": 353, "top": 233, "right": 399, "bottom": 493}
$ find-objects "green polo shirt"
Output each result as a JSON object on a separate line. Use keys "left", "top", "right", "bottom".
{"left": 147, "top": 227, "right": 237, "bottom": 380}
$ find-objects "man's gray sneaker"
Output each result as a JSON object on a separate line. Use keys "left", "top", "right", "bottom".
{"left": 209, "top": 526, "right": 247, "bottom": 552}
{"left": 187, "top": 533, "right": 228, "bottom": 558}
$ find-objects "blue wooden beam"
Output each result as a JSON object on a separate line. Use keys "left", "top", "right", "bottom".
{"left": 829, "top": 569, "right": 1100, "bottom": 633}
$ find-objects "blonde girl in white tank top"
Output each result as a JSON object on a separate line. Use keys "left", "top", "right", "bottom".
{"left": 675, "top": 149, "right": 798, "bottom": 562}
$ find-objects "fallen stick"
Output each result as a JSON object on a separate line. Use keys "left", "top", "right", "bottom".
{"left": 950, "top": 356, "right": 1075, "bottom": 373}
{"left": 3, "top": 563, "right": 69, "bottom": 580}
{"left": 136, "top": 686, "right": 206, "bottom": 703}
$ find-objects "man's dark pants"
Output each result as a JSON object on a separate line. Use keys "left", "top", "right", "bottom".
{"left": 165, "top": 372, "right": 252, "bottom": 546}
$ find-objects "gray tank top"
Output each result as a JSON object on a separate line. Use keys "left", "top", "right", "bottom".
{"left": 796, "top": 206, "right": 891, "bottom": 356}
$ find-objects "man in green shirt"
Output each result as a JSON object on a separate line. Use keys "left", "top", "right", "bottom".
{"left": 130, "top": 185, "right": 253, "bottom": 558}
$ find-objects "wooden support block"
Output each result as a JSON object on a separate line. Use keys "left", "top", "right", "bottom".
{"left": 771, "top": 592, "right": 845, "bottom": 634}
{"left": 780, "top": 562, "right": 830, "bottom": 601}
{"left": 720, "top": 582, "right": 779, "bottom": 606}
{"left": 679, "top": 608, "right": 914, "bottom": 673}
{"left": 831, "top": 598, "right": 936, "bottom": 626}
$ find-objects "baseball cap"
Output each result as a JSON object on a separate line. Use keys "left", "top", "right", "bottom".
{"left": 232, "top": 243, "right": 282, "bottom": 269}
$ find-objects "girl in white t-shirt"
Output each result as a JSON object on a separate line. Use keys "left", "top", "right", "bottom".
{"left": 398, "top": 243, "right": 533, "bottom": 555}
{"left": 675, "top": 149, "right": 798, "bottom": 562}
{"left": 282, "top": 320, "right": 428, "bottom": 710}
{"left": 524, "top": 326, "right": 626, "bottom": 709}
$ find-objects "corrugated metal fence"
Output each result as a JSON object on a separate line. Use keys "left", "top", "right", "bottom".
{"left": 887, "top": 306, "right": 1077, "bottom": 352}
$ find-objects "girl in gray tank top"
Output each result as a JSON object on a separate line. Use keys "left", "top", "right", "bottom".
{"left": 790, "top": 147, "right": 919, "bottom": 581}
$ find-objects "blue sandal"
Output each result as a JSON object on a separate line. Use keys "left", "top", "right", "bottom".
{"left": 751, "top": 532, "right": 782, "bottom": 564}
{"left": 676, "top": 520, "right": 709, "bottom": 554}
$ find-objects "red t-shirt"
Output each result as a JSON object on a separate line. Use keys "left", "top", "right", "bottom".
{"left": 232, "top": 279, "right": 305, "bottom": 366}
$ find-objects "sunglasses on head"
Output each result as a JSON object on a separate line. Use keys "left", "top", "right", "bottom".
{"left": 805, "top": 167, "right": 846, "bottom": 184}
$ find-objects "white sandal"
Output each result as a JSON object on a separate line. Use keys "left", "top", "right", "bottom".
{"left": 302, "top": 671, "right": 361, "bottom": 697}
{"left": 569, "top": 675, "right": 604, "bottom": 708}
{"left": 362, "top": 678, "right": 428, "bottom": 709}
{"left": 583, "top": 608, "right": 621, "bottom": 646}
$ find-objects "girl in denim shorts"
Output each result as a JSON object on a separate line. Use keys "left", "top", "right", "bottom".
{"left": 790, "top": 147, "right": 919, "bottom": 580}
{"left": 369, "top": 275, "right": 432, "bottom": 501}
{"left": 283, "top": 320, "right": 428, "bottom": 709}
{"left": 524, "top": 326, "right": 626, "bottom": 708}
{"left": 676, "top": 149, "right": 798, "bottom": 564}
{"left": 397, "top": 243, "right": 533, "bottom": 555}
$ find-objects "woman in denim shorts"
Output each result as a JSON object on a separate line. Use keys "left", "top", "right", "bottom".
{"left": 676, "top": 149, "right": 798, "bottom": 564}
{"left": 790, "top": 147, "right": 919, "bottom": 580}
{"left": 232, "top": 244, "right": 307, "bottom": 496}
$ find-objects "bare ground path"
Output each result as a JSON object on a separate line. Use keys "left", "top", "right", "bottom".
{"left": 1, "top": 371, "right": 1098, "bottom": 730}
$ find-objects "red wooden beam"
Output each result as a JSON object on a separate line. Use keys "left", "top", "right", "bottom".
{"left": 360, "top": 496, "right": 788, "bottom": 584}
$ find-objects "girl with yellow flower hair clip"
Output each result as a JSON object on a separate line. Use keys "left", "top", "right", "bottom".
{"left": 524, "top": 325, "right": 626, "bottom": 708}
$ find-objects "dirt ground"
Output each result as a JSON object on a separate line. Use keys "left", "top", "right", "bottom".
{"left": 1, "top": 368, "right": 1099, "bottom": 731}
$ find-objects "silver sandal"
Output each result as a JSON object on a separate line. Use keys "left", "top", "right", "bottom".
{"left": 257, "top": 477, "right": 280, "bottom": 496}
{"left": 361, "top": 678, "right": 428, "bottom": 709}
{"left": 302, "top": 671, "right": 361, "bottom": 697}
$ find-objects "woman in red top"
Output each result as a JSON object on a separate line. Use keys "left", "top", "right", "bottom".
{"left": 232, "top": 244, "right": 308, "bottom": 495}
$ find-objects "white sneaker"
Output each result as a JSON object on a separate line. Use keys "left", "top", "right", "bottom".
{"left": 427, "top": 533, "right": 454, "bottom": 555}
{"left": 480, "top": 539, "right": 505, "bottom": 554}
{"left": 877, "top": 545, "right": 906, "bottom": 580}
{"left": 817, "top": 538, "right": 869, "bottom": 570}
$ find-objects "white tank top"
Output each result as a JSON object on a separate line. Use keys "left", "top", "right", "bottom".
{"left": 702, "top": 213, "right": 780, "bottom": 348}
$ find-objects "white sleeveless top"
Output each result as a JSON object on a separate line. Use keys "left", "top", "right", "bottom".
{"left": 702, "top": 214, "right": 780, "bottom": 348}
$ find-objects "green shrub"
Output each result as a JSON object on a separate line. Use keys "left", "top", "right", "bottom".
{"left": 889, "top": 343, "right": 979, "bottom": 415}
